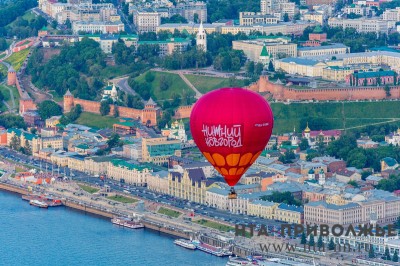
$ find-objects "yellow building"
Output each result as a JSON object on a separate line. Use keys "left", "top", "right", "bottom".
{"left": 275, "top": 203, "right": 304, "bottom": 224}
{"left": 232, "top": 39, "right": 297, "bottom": 62}
{"left": 147, "top": 171, "right": 169, "bottom": 194}
{"left": 45, "top": 116, "right": 62, "bottom": 128}
{"left": 84, "top": 155, "right": 116, "bottom": 176}
{"left": 326, "top": 194, "right": 348, "bottom": 205}
{"left": 168, "top": 168, "right": 214, "bottom": 204}
{"left": 141, "top": 137, "right": 181, "bottom": 165}
{"left": 303, "top": 12, "right": 324, "bottom": 24}
{"left": 156, "top": 23, "right": 219, "bottom": 34}
{"left": 7, "top": 128, "right": 40, "bottom": 153}
{"left": 40, "top": 136, "right": 63, "bottom": 150}
{"left": 247, "top": 200, "right": 279, "bottom": 219}
{"left": 67, "top": 154, "right": 86, "bottom": 172}
{"left": 107, "top": 159, "right": 151, "bottom": 186}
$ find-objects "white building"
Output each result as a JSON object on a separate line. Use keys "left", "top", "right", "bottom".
{"left": 133, "top": 9, "right": 161, "bottom": 33}
{"left": 385, "top": 128, "right": 400, "bottom": 146}
{"left": 72, "top": 20, "right": 124, "bottom": 34}
{"left": 383, "top": 7, "right": 400, "bottom": 21}
{"left": 196, "top": 21, "right": 207, "bottom": 51}
{"left": 328, "top": 18, "right": 393, "bottom": 35}
{"left": 161, "top": 120, "right": 187, "bottom": 142}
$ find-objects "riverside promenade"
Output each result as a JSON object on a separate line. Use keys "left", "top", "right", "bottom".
{"left": 0, "top": 170, "right": 327, "bottom": 265}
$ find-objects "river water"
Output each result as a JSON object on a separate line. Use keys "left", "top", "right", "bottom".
{"left": 0, "top": 191, "right": 226, "bottom": 266}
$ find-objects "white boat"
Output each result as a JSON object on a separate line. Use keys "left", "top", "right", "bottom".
{"left": 226, "top": 256, "right": 254, "bottom": 266}
{"left": 174, "top": 239, "right": 196, "bottom": 250}
{"left": 192, "top": 240, "right": 232, "bottom": 257}
{"left": 29, "top": 199, "right": 48, "bottom": 208}
{"left": 111, "top": 217, "right": 144, "bottom": 229}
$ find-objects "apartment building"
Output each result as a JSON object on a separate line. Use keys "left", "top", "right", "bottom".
{"left": 232, "top": 39, "right": 297, "bottom": 62}
{"left": 328, "top": 18, "right": 393, "bottom": 34}
{"left": 297, "top": 43, "right": 349, "bottom": 57}
{"left": 72, "top": 20, "right": 124, "bottom": 34}
{"left": 383, "top": 7, "right": 400, "bottom": 21}
{"left": 137, "top": 38, "right": 191, "bottom": 56}
{"left": 107, "top": 159, "right": 151, "bottom": 186}
{"left": 239, "top": 12, "right": 279, "bottom": 26}
{"left": 133, "top": 9, "right": 161, "bottom": 33}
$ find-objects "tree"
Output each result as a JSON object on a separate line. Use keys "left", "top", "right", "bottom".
{"left": 193, "top": 13, "right": 199, "bottom": 23}
{"left": 51, "top": 20, "right": 58, "bottom": 29}
{"left": 160, "top": 75, "right": 171, "bottom": 91}
{"left": 283, "top": 13, "right": 289, "bottom": 22}
{"left": 309, "top": 234, "right": 315, "bottom": 246}
{"left": 10, "top": 135, "right": 20, "bottom": 150}
{"left": 145, "top": 71, "right": 155, "bottom": 83}
{"left": 368, "top": 245, "right": 375, "bottom": 258}
{"left": 100, "top": 101, "right": 110, "bottom": 116}
{"left": 384, "top": 85, "right": 391, "bottom": 97}
{"left": 113, "top": 104, "right": 119, "bottom": 118}
{"left": 107, "top": 133, "right": 121, "bottom": 149}
{"left": 328, "top": 238, "right": 335, "bottom": 250}
{"left": 24, "top": 139, "right": 32, "bottom": 155}
{"left": 260, "top": 191, "right": 301, "bottom": 206}
{"left": 0, "top": 90, "right": 4, "bottom": 102}
{"left": 396, "top": 216, "right": 400, "bottom": 229}
{"left": 393, "top": 250, "right": 398, "bottom": 262}
{"left": 268, "top": 60, "right": 274, "bottom": 72}
{"left": 246, "top": 61, "right": 255, "bottom": 76}
{"left": 65, "top": 19, "right": 71, "bottom": 29}
{"left": 317, "top": 235, "right": 323, "bottom": 249}
{"left": 384, "top": 246, "right": 391, "bottom": 260}
{"left": 361, "top": 171, "right": 372, "bottom": 181}
{"left": 347, "top": 180, "right": 359, "bottom": 187}
{"left": 37, "top": 100, "right": 62, "bottom": 120}
{"left": 299, "top": 138, "right": 309, "bottom": 151}
{"left": 301, "top": 232, "right": 307, "bottom": 245}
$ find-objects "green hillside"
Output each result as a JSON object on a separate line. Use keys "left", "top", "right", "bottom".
{"left": 271, "top": 101, "right": 400, "bottom": 134}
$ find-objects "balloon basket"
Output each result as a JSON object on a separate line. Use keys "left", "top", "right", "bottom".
{"left": 228, "top": 188, "right": 237, "bottom": 199}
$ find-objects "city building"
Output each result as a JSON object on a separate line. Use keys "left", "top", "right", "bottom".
{"left": 137, "top": 38, "right": 191, "bottom": 56}
{"left": 302, "top": 11, "right": 324, "bottom": 24}
{"left": 161, "top": 120, "right": 187, "bottom": 142}
{"left": 302, "top": 124, "right": 341, "bottom": 146}
{"left": 239, "top": 12, "right": 279, "bottom": 26}
{"left": 196, "top": 22, "right": 207, "bottom": 51}
{"left": 107, "top": 159, "right": 151, "bottom": 186}
{"left": 168, "top": 168, "right": 214, "bottom": 204}
{"left": 275, "top": 203, "right": 304, "bottom": 224}
{"left": 45, "top": 116, "right": 62, "bottom": 128}
{"left": 381, "top": 157, "right": 399, "bottom": 171}
{"left": 141, "top": 137, "right": 181, "bottom": 165}
{"left": 133, "top": 9, "right": 161, "bottom": 33}
{"left": 7, "top": 128, "right": 40, "bottom": 153}
{"left": 147, "top": 171, "right": 169, "bottom": 194}
{"left": 328, "top": 18, "right": 393, "bottom": 35}
{"left": 344, "top": 4, "right": 371, "bottom": 16}
{"left": 297, "top": 43, "right": 349, "bottom": 57}
{"left": 385, "top": 128, "right": 400, "bottom": 146}
{"left": 346, "top": 70, "right": 397, "bottom": 86}
{"left": 247, "top": 200, "right": 278, "bottom": 219}
{"left": 72, "top": 20, "right": 124, "bottom": 34}
{"left": 171, "top": 1, "right": 207, "bottom": 23}
{"left": 232, "top": 38, "right": 297, "bottom": 62}
{"left": 383, "top": 7, "right": 400, "bottom": 21}
{"left": 84, "top": 155, "right": 117, "bottom": 176}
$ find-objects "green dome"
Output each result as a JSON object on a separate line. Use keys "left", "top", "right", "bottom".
{"left": 308, "top": 169, "right": 315, "bottom": 174}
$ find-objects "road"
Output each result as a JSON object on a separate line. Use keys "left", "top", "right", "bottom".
{"left": 0, "top": 146, "right": 283, "bottom": 230}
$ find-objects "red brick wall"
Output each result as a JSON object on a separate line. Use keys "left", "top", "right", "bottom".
{"left": 7, "top": 71, "right": 16, "bottom": 86}
{"left": 65, "top": 97, "right": 158, "bottom": 125}
{"left": 174, "top": 105, "right": 193, "bottom": 119}
{"left": 309, "top": 33, "right": 327, "bottom": 42}
{"left": 253, "top": 76, "right": 400, "bottom": 101}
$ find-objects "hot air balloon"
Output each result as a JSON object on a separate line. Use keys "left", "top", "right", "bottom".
{"left": 190, "top": 88, "right": 274, "bottom": 199}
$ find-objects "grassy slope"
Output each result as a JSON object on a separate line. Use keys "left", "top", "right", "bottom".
{"left": 134, "top": 71, "right": 194, "bottom": 102}
{"left": 4, "top": 49, "right": 30, "bottom": 71}
{"left": 75, "top": 112, "right": 119, "bottom": 129}
{"left": 184, "top": 74, "right": 247, "bottom": 94}
{"left": 0, "top": 84, "right": 19, "bottom": 110}
{"left": 271, "top": 101, "right": 400, "bottom": 134}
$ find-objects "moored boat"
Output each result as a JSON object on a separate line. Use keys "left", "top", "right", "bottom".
{"left": 192, "top": 240, "right": 232, "bottom": 257}
{"left": 111, "top": 217, "right": 144, "bottom": 229}
{"left": 174, "top": 239, "right": 196, "bottom": 250}
{"left": 29, "top": 199, "right": 48, "bottom": 208}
